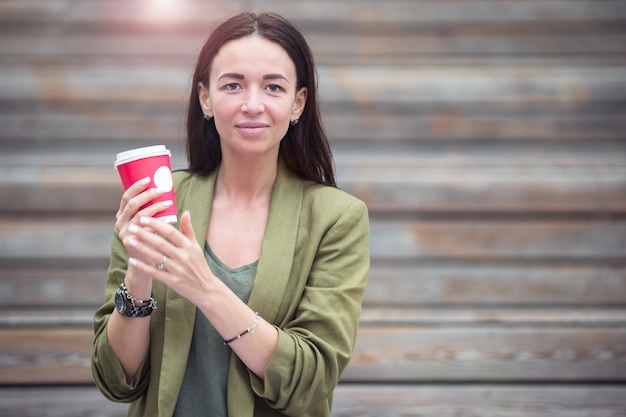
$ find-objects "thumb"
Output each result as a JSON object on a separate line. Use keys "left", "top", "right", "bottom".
{"left": 180, "top": 210, "right": 196, "bottom": 241}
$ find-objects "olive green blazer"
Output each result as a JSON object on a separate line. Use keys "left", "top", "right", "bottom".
{"left": 92, "top": 162, "right": 370, "bottom": 417}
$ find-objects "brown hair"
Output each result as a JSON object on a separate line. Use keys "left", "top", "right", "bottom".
{"left": 186, "top": 12, "right": 336, "bottom": 187}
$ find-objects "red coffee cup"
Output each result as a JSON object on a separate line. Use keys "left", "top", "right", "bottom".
{"left": 114, "top": 145, "right": 177, "bottom": 224}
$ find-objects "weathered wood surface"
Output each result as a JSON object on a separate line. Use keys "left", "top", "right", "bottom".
{"left": 331, "top": 384, "right": 626, "bottom": 417}
{"left": 2, "top": 139, "right": 626, "bottom": 213}
{"left": 0, "top": 328, "right": 93, "bottom": 385}
{"left": 3, "top": 104, "right": 625, "bottom": 142}
{"left": 2, "top": 264, "right": 625, "bottom": 308}
{"left": 1, "top": 324, "right": 625, "bottom": 384}
{"left": 1, "top": 384, "right": 624, "bottom": 417}
{"left": 1, "top": 0, "right": 625, "bottom": 415}
{"left": 3, "top": 217, "right": 626, "bottom": 262}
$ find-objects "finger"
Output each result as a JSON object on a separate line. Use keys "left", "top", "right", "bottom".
{"left": 128, "top": 255, "right": 171, "bottom": 282}
{"left": 119, "top": 177, "right": 151, "bottom": 212}
{"left": 136, "top": 216, "right": 190, "bottom": 249}
{"left": 118, "top": 188, "right": 167, "bottom": 231}
{"left": 124, "top": 225, "right": 171, "bottom": 268}
{"left": 134, "top": 199, "right": 175, "bottom": 228}
{"left": 180, "top": 211, "right": 195, "bottom": 242}
{"left": 129, "top": 176, "right": 152, "bottom": 194}
{"left": 116, "top": 177, "right": 157, "bottom": 230}
{"left": 128, "top": 188, "right": 167, "bottom": 217}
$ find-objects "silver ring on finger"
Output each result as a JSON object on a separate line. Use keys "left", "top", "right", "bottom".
{"left": 155, "top": 254, "right": 166, "bottom": 271}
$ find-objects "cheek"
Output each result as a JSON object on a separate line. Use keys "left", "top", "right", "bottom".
{"left": 211, "top": 97, "right": 239, "bottom": 120}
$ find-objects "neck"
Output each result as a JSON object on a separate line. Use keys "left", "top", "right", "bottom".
{"left": 215, "top": 155, "right": 278, "bottom": 205}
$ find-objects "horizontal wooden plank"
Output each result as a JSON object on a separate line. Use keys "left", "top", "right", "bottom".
{"left": 2, "top": 106, "right": 626, "bottom": 142}
{"left": 2, "top": 33, "right": 625, "bottom": 65}
{"left": 2, "top": 0, "right": 626, "bottom": 26}
{"left": 0, "top": 217, "right": 113, "bottom": 263}
{"left": 1, "top": 326, "right": 625, "bottom": 384}
{"left": 0, "top": 137, "right": 188, "bottom": 167}
{"left": 1, "top": 63, "right": 625, "bottom": 107}
{"left": 344, "top": 177, "right": 626, "bottom": 213}
{"left": 0, "top": 268, "right": 108, "bottom": 309}
{"left": 1, "top": 384, "right": 625, "bottom": 417}
{"left": 346, "top": 327, "right": 626, "bottom": 382}
{"left": 2, "top": 217, "right": 626, "bottom": 263}
{"left": 331, "top": 384, "right": 626, "bottom": 417}
{"left": 1, "top": 263, "right": 625, "bottom": 309}
{"left": 3, "top": 307, "right": 625, "bottom": 328}
{"left": 360, "top": 308, "right": 626, "bottom": 327}
{"left": 369, "top": 219, "right": 626, "bottom": 261}
{"left": 365, "top": 263, "right": 626, "bottom": 306}
{"left": 326, "top": 112, "right": 626, "bottom": 141}
{"left": 0, "top": 310, "right": 96, "bottom": 328}
{"left": 317, "top": 65, "right": 626, "bottom": 109}
{"left": 2, "top": 166, "right": 625, "bottom": 214}
{"left": 0, "top": 386, "right": 126, "bottom": 417}
{"left": 0, "top": 328, "right": 94, "bottom": 384}
{"left": 3, "top": 138, "right": 625, "bottom": 167}
{"left": 1, "top": 139, "right": 625, "bottom": 213}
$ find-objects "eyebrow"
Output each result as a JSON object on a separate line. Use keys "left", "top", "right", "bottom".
{"left": 217, "top": 72, "right": 290, "bottom": 83}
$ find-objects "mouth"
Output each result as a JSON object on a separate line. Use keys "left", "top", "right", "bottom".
{"left": 236, "top": 122, "right": 269, "bottom": 135}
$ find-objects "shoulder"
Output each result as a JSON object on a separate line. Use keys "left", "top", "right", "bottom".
{"left": 172, "top": 169, "right": 215, "bottom": 194}
{"left": 172, "top": 169, "right": 197, "bottom": 188}
{"left": 302, "top": 181, "right": 369, "bottom": 226}
{"left": 304, "top": 182, "right": 365, "bottom": 209}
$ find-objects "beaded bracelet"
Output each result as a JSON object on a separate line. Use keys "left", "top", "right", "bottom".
{"left": 223, "top": 312, "right": 260, "bottom": 345}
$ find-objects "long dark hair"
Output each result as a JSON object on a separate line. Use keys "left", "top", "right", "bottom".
{"left": 186, "top": 12, "right": 336, "bottom": 187}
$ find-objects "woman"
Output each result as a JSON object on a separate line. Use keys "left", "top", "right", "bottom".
{"left": 92, "top": 12, "right": 370, "bottom": 417}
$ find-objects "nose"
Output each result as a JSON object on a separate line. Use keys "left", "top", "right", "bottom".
{"left": 241, "top": 90, "right": 265, "bottom": 114}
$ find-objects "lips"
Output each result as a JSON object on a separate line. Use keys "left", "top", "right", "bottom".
{"left": 237, "top": 122, "right": 268, "bottom": 129}
{"left": 236, "top": 122, "right": 269, "bottom": 135}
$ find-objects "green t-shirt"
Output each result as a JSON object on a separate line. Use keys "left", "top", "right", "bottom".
{"left": 173, "top": 242, "right": 258, "bottom": 416}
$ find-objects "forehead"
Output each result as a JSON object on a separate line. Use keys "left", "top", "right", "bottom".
{"left": 211, "top": 36, "right": 296, "bottom": 80}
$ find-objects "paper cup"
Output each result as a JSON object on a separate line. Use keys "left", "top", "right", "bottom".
{"left": 114, "top": 145, "right": 177, "bottom": 224}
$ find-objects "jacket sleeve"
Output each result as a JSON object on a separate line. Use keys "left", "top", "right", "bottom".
{"left": 251, "top": 198, "right": 370, "bottom": 415}
{"left": 91, "top": 230, "right": 151, "bottom": 403}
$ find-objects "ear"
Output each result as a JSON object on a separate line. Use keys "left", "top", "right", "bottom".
{"left": 197, "top": 82, "right": 213, "bottom": 118}
{"left": 292, "top": 86, "right": 307, "bottom": 122}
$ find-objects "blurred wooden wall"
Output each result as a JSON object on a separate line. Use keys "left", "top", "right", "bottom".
{"left": 1, "top": 0, "right": 626, "bottom": 416}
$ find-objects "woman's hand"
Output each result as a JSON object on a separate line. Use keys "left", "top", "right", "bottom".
{"left": 124, "top": 211, "right": 215, "bottom": 308}
{"left": 115, "top": 177, "right": 173, "bottom": 266}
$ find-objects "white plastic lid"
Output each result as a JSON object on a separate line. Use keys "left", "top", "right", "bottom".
{"left": 114, "top": 145, "right": 171, "bottom": 167}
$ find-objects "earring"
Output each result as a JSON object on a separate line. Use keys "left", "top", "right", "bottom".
{"left": 204, "top": 114, "right": 212, "bottom": 120}
{"left": 291, "top": 118, "right": 299, "bottom": 126}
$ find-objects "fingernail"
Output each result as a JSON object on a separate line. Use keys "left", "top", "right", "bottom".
{"left": 162, "top": 200, "right": 173, "bottom": 207}
{"left": 127, "top": 237, "right": 138, "bottom": 248}
{"left": 128, "top": 223, "right": 138, "bottom": 234}
{"left": 139, "top": 216, "right": 150, "bottom": 226}
{"left": 140, "top": 177, "right": 151, "bottom": 185}
{"left": 129, "top": 257, "right": 138, "bottom": 267}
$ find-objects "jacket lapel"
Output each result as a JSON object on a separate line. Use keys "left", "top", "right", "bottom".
{"left": 159, "top": 171, "right": 217, "bottom": 415}
{"left": 228, "top": 162, "right": 304, "bottom": 417}
{"left": 247, "top": 161, "right": 303, "bottom": 324}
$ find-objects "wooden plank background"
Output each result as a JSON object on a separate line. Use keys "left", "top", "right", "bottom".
{"left": 1, "top": 0, "right": 625, "bottom": 415}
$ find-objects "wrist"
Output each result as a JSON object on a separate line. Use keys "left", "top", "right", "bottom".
{"left": 115, "top": 282, "right": 157, "bottom": 318}
{"left": 124, "top": 268, "right": 153, "bottom": 300}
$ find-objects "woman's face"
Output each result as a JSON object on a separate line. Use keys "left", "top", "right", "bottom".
{"left": 198, "top": 36, "right": 307, "bottom": 160}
